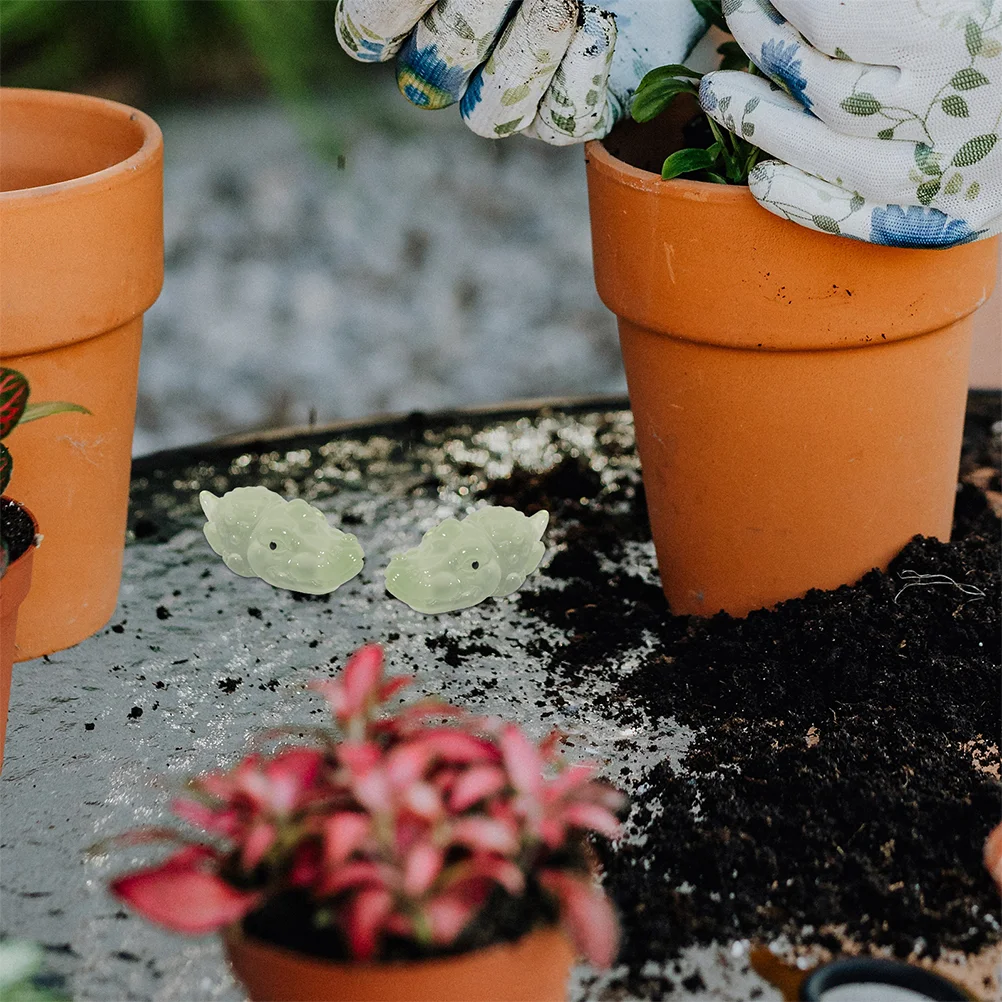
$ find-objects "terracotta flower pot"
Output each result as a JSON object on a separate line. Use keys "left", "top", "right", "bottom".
{"left": 223, "top": 924, "right": 576, "bottom": 1002}
{"left": 585, "top": 132, "right": 999, "bottom": 617}
{"left": 0, "top": 88, "right": 164, "bottom": 659}
{"left": 0, "top": 498, "right": 38, "bottom": 770}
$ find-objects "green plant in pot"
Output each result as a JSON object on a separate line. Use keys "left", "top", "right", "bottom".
{"left": 102, "top": 643, "right": 625, "bottom": 1002}
{"left": 0, "top": 367, "right": 87, "bottom": 769}
{"left": 630, "top": 3, "right": 765, "bottom": 184}
{"left": 585, "top": 0, "right": 1001, "bottom": 617}
{"left": 1, "top": 367, "right": 88, "bottom": 572}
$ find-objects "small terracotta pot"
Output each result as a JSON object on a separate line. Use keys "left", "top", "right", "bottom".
{"left": 585, "top": 130, "right": 999, "bottom": 617}
{"left": 0, "top": 498, "right": 38, "bottom": 771}
{"left": 223, "top": 924, "right": 576, "bottom": 1002}
{"left": 0, "top": 88, "right": 164, "bottom": 659}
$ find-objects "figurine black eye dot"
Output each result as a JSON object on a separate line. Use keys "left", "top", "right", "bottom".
{"left": 269, "top": 541, "right": 277, "bottom": 550}
{"left": 471, "top": 561, "right": 480, "bottom": 570}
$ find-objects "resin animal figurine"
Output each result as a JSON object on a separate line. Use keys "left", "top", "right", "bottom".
{"left": 385, "top": 506, "right": 548, "bottom": 614}
{"left": 200, "top": 487, "right": 364, "bottom": 595}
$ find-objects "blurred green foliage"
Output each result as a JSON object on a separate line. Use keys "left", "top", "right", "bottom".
{"left": 0, "top": 0, "right": 357, "bottom": 103}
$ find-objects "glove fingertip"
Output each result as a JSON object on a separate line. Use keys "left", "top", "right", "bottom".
{"left": 396, "top": 35, "right": 466, "bottom": 110}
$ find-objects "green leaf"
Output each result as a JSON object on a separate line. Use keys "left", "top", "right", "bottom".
{"left": 453, "top": 14, "right": 475, "bottom": 41}
{"left": 877, "top": 127, "right": 895, "bottom": 140}
{"left": 840, "top": 92, "right": 881, "bottom": 115}
{"left": 917, "top": 177, "right": 941, "bottom": 204}
{"left": 950, "top": 67, "right": 990, "bottom": 90}
{"left": 965, "top": 181, "right": 981, "bottom": 200}
{"left": 914, "top": 143, "right": 942, "bottom": 175}
{"left": 849, "top": 193, "right": 865, "bottom": 212}
{"left": 812, "top": 215, "right": 841, "bottom": 235}
{"left": 690, "top": 0, "right": 728, "bottom": 31}
{"left": 951, "top": 133, "right": 998, "bottom": 166}
{"left": 966, "top": 18, "right": 983, "bottom": 57}
{"left": 943, "top": 172, "right": 964, "bottom": 195}
{"left": 661, "top": 144, "right": 722, "bottom": 180}
{"left": 833, "top": 47, "right": 852, "bottom": 61}
{"left": 493, "top": 118, "right": 523, "bottom": 136}
{"left": 19, "top": 400, "right": 91, "bottom": 425}
{"left": 941, "top": 94, "right": 970, "bottom": 117}
{"left": 705, "top": 171, "right": 729, "bottom": 184}
{"left": 718, "top": 95, "right": 731, "bottom": 112}
{"left": 631, "top": 76, "right": 699, "bottom": 122}
{"left": 501, "top": 82, "right": 530, "bottom": 106}
{"left": 744, "top": 97, "right": 760, "bottom": 114}
{"left": 637, "top": 64, "right": 703, "bottom": 86}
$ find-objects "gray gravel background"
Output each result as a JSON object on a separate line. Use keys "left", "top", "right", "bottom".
{"left": 136, "top": 78, "right": 624, "bottom": 456}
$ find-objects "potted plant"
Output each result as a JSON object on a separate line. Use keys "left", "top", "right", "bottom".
{"left": 584, "top": 6, "right": 999, "bottom": 617}
{"left": 0, "top": 367, "right": 87, "bottom": 770}
{"left": 103, "top": 643, "right": 624, "bottom": 1002}
{"left": 0, "top": 87, "right": 163, "bottom": 659}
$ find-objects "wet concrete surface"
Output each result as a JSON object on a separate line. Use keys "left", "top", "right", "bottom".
{"left": 2, "top": 399, "right": 776, "bottom": 1001}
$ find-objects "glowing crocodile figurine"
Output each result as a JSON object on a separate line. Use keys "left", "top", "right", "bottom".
{"left": 199, "top": 486, "right": 364, "bottom": 595}
{"left": 384, "top": 506, "right": 548, "bottom": 614}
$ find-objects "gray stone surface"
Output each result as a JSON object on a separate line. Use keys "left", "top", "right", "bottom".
{"left": 136, "top": 81, "right": 624, "bottom": 456}
{"left": 1, "top": 402, "right": 776, "bottom": 1002}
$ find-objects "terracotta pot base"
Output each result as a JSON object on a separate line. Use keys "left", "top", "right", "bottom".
{"left": 223, "top": 924, "right": 575, "bottom": 1002}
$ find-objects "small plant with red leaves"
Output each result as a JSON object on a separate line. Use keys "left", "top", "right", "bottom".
{"left": 0, "top": 366, "right": 89, "bottom": 575}
{"left": 103, "top": 644, "right": 625, "bottom": 967}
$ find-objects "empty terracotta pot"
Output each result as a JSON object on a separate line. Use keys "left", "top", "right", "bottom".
{"left": 223, "top": 924, "right": 575, "bottom": 1002}
{"left": 0, "top": 88, "right": 163, "bottom": 659}
{"left": 585, "top": 133, "right": 999, "bottom": 617}
{"left": 0, "top": 498, "right": 37, "bottom": 771}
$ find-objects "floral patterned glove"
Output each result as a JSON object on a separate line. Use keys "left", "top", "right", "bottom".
{"left": 698, "top": 0, "right": 1002, "bottom": 247}
{"left": 335, "top": 0, "right": 707, "bottom": 144}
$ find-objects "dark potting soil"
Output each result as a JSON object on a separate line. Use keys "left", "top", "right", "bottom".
{"left": 126, "top": 394, "right": 998, "bottom": 989}
{"left": 471, "top": 405, "right": 997, "bottom": 990}
{"left": 1, "top": 496, "right": 36, "bottom": 565}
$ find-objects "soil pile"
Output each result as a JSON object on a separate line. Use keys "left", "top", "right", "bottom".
{"left": 488, "top": 402, "right": 1001, "bottom": 994}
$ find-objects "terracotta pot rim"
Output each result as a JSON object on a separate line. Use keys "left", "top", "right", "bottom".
{"left": 584, "top": 137, "right": 753, "bottom": 201}
{"left": 0, "top": 87, "right": 162, "bottom": 201}
{"left": 223, "top": 921, "right": 563, "bottom": 973}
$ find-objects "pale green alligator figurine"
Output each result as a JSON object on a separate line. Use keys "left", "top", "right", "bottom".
{"left": 384, "top": 506, "right": 548, "bottom": 614}
{"left": 199, "top": 486, "right": 364, "bottom": 595}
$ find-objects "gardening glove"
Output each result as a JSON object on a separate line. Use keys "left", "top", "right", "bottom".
{"left": 335, "top": 0, "right": 708, "bottom": 144}
{"left": 698, "top": 0, "right": 1002, "bottom": 247}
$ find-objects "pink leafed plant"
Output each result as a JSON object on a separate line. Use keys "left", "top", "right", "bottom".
{"left": 104, "top": 643, "right": 626, "bottom": 967}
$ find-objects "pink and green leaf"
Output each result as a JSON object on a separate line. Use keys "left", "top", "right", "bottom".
{"left": 323, "top": 812, "right": 371, "bottom": 866}
{"left": 344, "top": 888, "right": 393, "bottom": 960}
{"left": 539, "top": 870, "right": 619, "bottom": 969}
{"left": 449, "top": 765, "right": 507, "bottom": 812}
{"left": 110, "top": 847, "right": 259, "bottom": 934}
{"left": 0, "top": 369, "right": 28, "bottom": 439}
